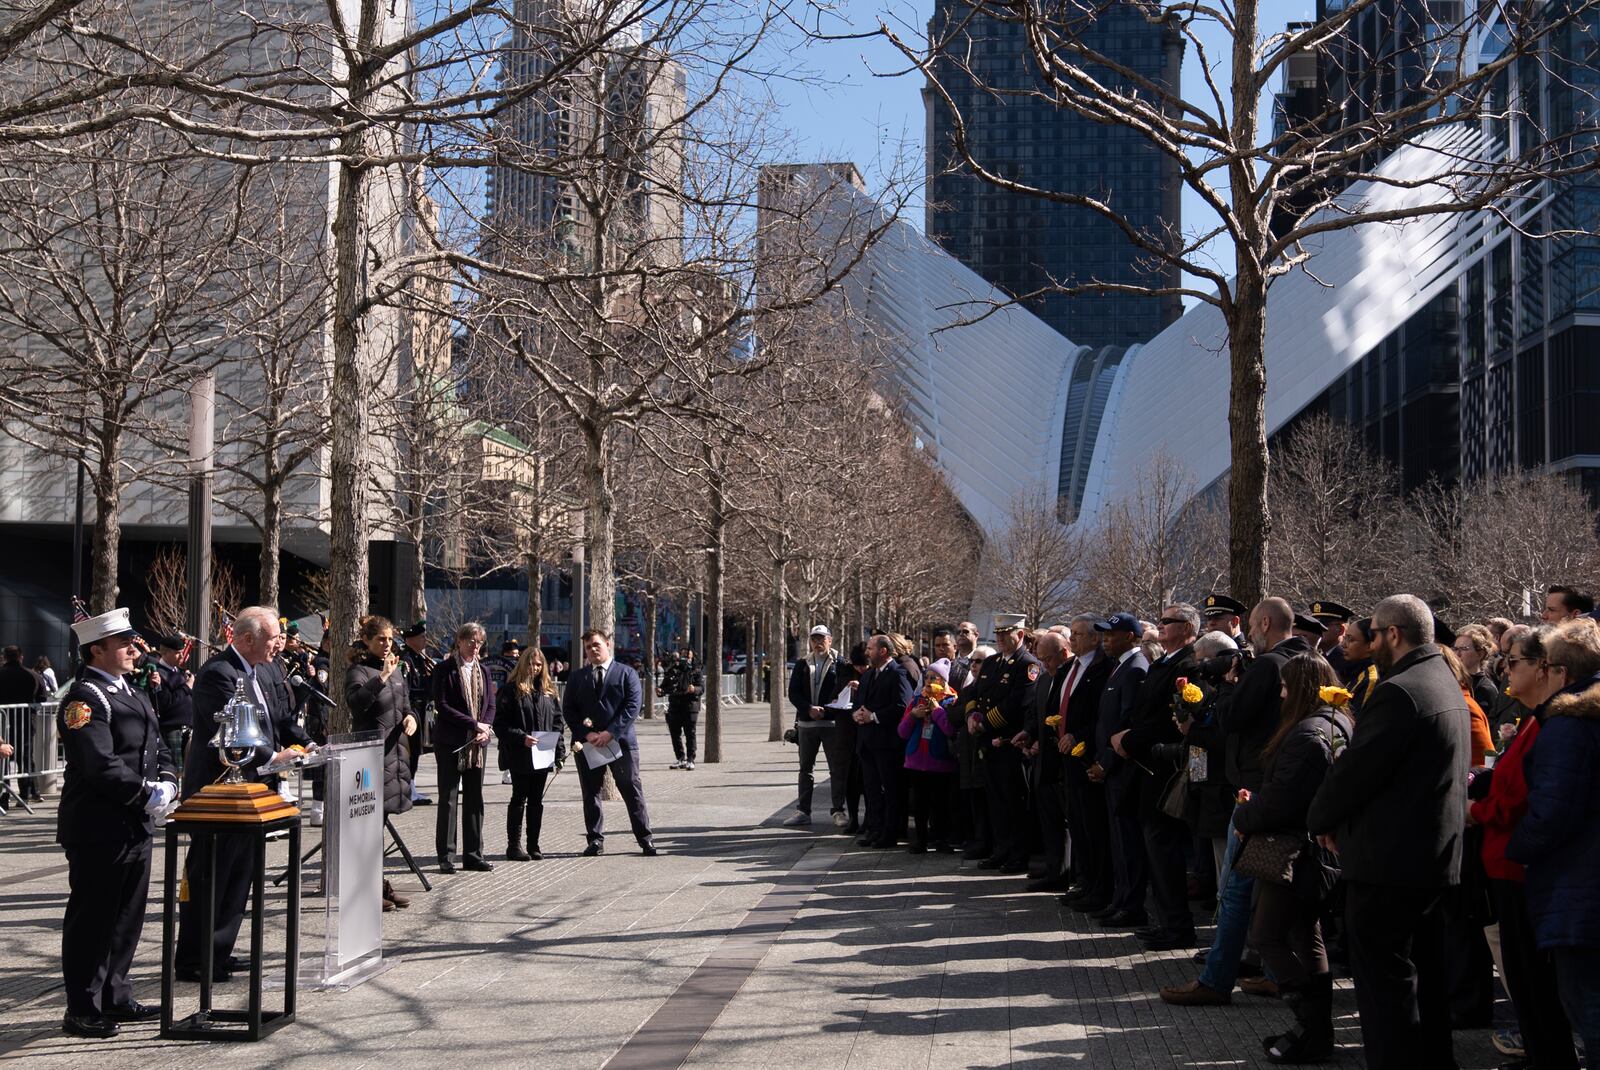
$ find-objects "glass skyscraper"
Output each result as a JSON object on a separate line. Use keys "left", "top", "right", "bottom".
{"left": 923, "top": 2, "right": 1184, "bottom": 350}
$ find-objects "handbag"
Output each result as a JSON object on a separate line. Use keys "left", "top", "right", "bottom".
{"left": 1233, "top": 831, "right": 1305, "bottom": 886}
{"left": 1159, "top": 767, "right": 1188, "bottom": 821}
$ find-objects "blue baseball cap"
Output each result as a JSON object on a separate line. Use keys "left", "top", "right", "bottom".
{"left": 1095, "top": 612, "right": 1141, "bottom": 635}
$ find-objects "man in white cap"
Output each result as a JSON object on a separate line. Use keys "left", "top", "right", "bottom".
{"left": 785, "top": 625, "right": 851, "bottom": 827}
{"left": 56, "top": 607, "right": 179, "bottom": 1038}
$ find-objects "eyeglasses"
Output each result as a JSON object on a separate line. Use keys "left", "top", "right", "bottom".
{"left": 1157, "top": 617, "right": 1184, "bottom": 626}
{"left": 1504, "top": 656, "right": 1535, "bottom": 666}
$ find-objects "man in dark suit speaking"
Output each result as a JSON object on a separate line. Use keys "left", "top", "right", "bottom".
{"left": 562, "top": 629, "right": 657, "bottom": 857}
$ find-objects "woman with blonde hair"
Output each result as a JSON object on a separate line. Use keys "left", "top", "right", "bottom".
{"left": 493, "top": 646, "right": 566, "bottom": 860}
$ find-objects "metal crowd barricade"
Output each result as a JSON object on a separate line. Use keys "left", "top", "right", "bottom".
{"left": 0, "top": 701, "right": 62, "bottom": 814}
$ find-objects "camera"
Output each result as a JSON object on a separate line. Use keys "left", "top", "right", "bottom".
{"left": 1195, "top": 647, "right": 1253, "bottom": 683}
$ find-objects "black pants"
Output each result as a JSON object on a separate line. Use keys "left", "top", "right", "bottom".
{"left": 1492, "top": 878, "right": 1579, "bottom": 1070}
{"left": 1343, "top": 880, "right": 1456, "bottom": 1070}
{"left": 981, "top": 746, "right": 1029, "bottom": 865}
{"left": 1250, "top": 878, "right": 1327, "bottom": 988}
{"left": 906, "top": 768, "right": 954, "bottom": 845}
{"left": 175, "top": 834, "right": 253, "bottom": 974}
{"left": 963, "top": 786, "right": 993, "bottom": 853}
{"left": 1107, "top": 771, "right": 1147, "bottom": 913}
{"left": 1034, "top": 779, "right": 1068, "bottom": 879}
{"left": 436, "top": 757, "right": 485, "bottom": 863}
{"left": 63, "top": 846, "right": 150, "bottom": 1015}
{"left": 575, "top": 739, "right": 653, "bottom": 847}
{"left": 796, "top": 723, "right": 849, "bottom": 815}
{"left": 507, "top": 769, "right": 552, "bottom": 851}
{"left": 666, "top": 705, "right": 699, "bottom": 763}
{"left": 1143, "top": 809, "right": 1193, "bottom": 932}
{"left": 1065, "top": 774, "right": 1113, "bottom": 904}
{"left": 857, "top": 744, "right": 902, "bottom": 841}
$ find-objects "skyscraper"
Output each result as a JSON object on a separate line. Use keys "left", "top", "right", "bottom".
{"left": 923, "top": 2, "right": 1183, "bottom": 350}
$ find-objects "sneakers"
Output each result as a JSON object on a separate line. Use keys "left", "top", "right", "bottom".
{"left": 670, "top": 759, "right": 685, "bottom": 769}
{"left": 832, "top": 811, "right": 849, "bottom": 829}
{"left": 501, "top": 771, "right": 513, "bottom": 785}
{"left": 684, "top": 761, "right": 695, "bottom": 770}
{"left": 783, "top": 811, "right": 812, "bottom": 827}
{"left": 1492, "top": 1030, "right": 1526, "bottom": 1058}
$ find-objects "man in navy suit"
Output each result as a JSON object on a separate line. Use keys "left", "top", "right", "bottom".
{"left": 851, "top": 634, "right": 914, "bottom": 848}
{"left": 562, "top": 629, "right": 657, "bottom": 856}
{"left": 1088, "top": 612, "right": 1151, "bottom": 928}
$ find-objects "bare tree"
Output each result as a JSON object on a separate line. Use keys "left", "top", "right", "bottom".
{"left": 1078, "top": 454, "right": 1205, "bottom": 618}
{"left": 981, "top": 491, "right": 1082, "bottom": 628}
{"left": 873, "top": 0, "right": 1600, "bottom": 603}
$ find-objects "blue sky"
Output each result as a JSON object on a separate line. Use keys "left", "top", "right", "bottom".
{"left": 761, "top": 0, "right": 1314, "bottom": 251}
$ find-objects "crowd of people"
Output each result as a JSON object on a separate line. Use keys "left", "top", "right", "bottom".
{"left": 782, "top": 590, "right": 1600, "bottom": 1068}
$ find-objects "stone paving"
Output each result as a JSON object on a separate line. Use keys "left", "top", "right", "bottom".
{"left": 1, "top": 703, "right": 1509, "bottom": 1068}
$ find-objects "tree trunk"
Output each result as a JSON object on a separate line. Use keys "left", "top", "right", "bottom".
{"left": 702, "top": 447, "right": 725, "bottom": 763}
{"left": 768, "top": 557, "right": 785, "bottom": 741}
{"left": 582, "top": 419, "right": 616, "bottom": 635}
{"left": 641, "top": 584, "right": 657, "bottom": 719}
{"left": 525, "top": 548, "right": 542, "bottom": 649}
{"left": 89, "top": 431, "right": 121, "bottom": 613}
{"left": 259, "top": 477, "right": 282, "bottom": 609}
{"left": 744, "top": 613, "right": 756, "bottom": 703}
{"left": 325, "top": 121, "right": 373, "bottom": 736}
{"left": 406, "top": 531, "right": 426, "bottom": 625}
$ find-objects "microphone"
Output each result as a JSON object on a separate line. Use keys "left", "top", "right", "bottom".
{"left": 290, "top": 673, "right": 335, "bottom": 706}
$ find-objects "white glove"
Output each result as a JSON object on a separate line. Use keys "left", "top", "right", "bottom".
{"left": 144, "top": 781, "right": 177, "bottom": 816}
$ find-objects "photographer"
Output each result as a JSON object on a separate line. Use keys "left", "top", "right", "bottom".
{"left": 662, "top": 646, "right": 703, "bottom": 770}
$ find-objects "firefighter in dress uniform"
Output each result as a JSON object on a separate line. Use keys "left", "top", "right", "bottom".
{"left": 57, "top": 608, "right": 178, "bottom": 1038}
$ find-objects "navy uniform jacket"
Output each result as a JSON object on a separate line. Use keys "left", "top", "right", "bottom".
{"left": 180, "top": 647, "right": 287, "bottom": 800}
{"left": 1095, "top": 649, "right": 1150, "bottom": 771}
{"left": 562, "top": 660, "right": 643, "bottom": 744}
{"left": 964, "top": 645, "right": 1043, "bottom": 743}
{"left": 57, "top": 671, "right": 177, "bottom": 858}
{"left": 153, "top": 660, "right": 194, "bottom": 735}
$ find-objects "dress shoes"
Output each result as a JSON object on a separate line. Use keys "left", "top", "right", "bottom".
{"left": 438, "top": 859, "right": 457, "bottom": 874}
{"left": 978, "top": 855, "right": 1007, "bottom": 870}
{"left": 856, "top": 834, "right": 877, "bottom": 847}
{"left": 1097, "top": 909, "right": 1148, "bottom": 929}
{"left": 175, "top": 964, "right": 232, "bottom": 983}
{"left": 62, "top": 1014, "right": 119, "bottom": 1038}
{"left": 641, "top": 844, "right": 659, "bottom": 857}
{"left": 463, "top": 857, "right": 494, "bottom": 872}
{"left": 103, "top": 1000, "right": 160, "bottom": 1022}
{"left": 1089, "top": 905, "right": 1123, "bottom": 920}
{"left": 999, "top": 859, "right": 1029, "bottom": 875}
{"left": 529, "top": 849, "right": 544, "bottom": 860}
{"left": 933, "top": 840, "right": 956, "bottom": 853}
{"left": 1134, "top": 925, "right": 1165, "bottom": 941}
{"left": 844, "top": 819, "right": 860, "bottom": 835}
{"left": 1160, "top": 980, "right": 1232, "bottom": 1007}
{"left": 583, "top": 844, "right": 604, "bottom": 857}
{"left": 506, "top": 843, "right": 531, "bottom": 861}
{"left": 1141, "top": 929, "right": 1198, "bottom": 952}
{"left": 1239, "top": 975, "right": 1280, "bottom": 998}
{"left": 1026, "top": 876, "right": 1069, "bottom": 893}
{"left": 383, "top": 880, "right": 410, "bottom": 908}
{"left": 906, "top": 840, "right": 928, "bottom": 854}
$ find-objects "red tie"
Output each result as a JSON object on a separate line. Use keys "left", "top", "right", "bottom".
{"left": 1057, "top": 660, "right": 1081, "bottom": 739}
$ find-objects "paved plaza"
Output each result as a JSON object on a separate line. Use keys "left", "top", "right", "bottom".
{"left": 2, "top": 704, "right": 1508, "bottom": 1068}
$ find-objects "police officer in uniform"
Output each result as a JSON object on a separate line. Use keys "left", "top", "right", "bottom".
{"left": 151, "top": 635, "right": 195, "bottom": 777}
{"left": 962, "top": 614, "right": 1041, "bottom": 874}
{"left": 1201, "top": 594, "right": 1251, "bottom": 650}
{"left": 57, "top": 608, "right": 178, "bottom": 1038}
{"left": 1309, "top": 601, "right": 1354, "bottom": 679}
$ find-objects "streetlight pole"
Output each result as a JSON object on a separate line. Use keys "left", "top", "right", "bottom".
{"left": 186, "top": 374, "right": 214, "bottom": 643}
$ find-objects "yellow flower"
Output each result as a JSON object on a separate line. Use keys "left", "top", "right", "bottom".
{"left": 1319, "top": 686, "right": 1353, "bottom": 707}
{"left": 1070, "top": 741, "right": 1086, "bottom": 758}
{"left": 1504, "top": 685, "right": 1515, "bottom": 697}
{"left": 1180, "top": 683, "right": 1204, "bottom": 704}
{"left": 1044, "top": 714, "right": 1062, "bottom": 728}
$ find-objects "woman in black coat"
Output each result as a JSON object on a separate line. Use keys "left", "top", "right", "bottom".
{"left": 346, "top": 615, "right": 417, "bottom": 910}
{"left": 1232, "top": 653, "right": 1352, "bottom": 1064}
{"left": 494, "top": 647, "right": 566, "bottom": 860}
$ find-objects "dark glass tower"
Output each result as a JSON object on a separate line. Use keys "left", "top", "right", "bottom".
{"left": 923, "top": 3, "right": 1183, "bottom": 350}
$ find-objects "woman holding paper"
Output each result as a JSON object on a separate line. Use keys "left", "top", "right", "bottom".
{"left": 495, "top": 648, "right": 567, "bottom": 861}
{"left": 346, "top": 615, "right": 417, "bottom": 911}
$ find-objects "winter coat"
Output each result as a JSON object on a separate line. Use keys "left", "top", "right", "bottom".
{"left": 1216, "top": 636, "right": 1312, "bottom": 792}
{"left": 898, "top": 698, "right": 957, "bottom": 772}
{"left": 1506, "top": 673, "right": 1600, "bottom": 950}
{"left": 1233, "top": 707, "right": 1351, "bottom": 838}
{"left": 1308, "top": 645, "right": 1471, "bottom": 889}
{"left": 1470, "top": 707, "right": 1542, "bottom": 882}
{"left": 345, "top": 656, "right": 414, "bottom": 816}
{"left": 493, "top": 681, "right": 567, "bottom": 775}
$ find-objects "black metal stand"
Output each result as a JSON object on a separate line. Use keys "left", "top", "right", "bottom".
{"left": 161, "top": 814, "right": 300, "bottom": 1042}
{"left": 383, "top": 817, "right": 433, "bottom": 892}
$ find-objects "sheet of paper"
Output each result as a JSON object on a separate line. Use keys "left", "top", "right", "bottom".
{"left": 825, "top": 691, "right": 856, "bottom": 710}
{"left": 530, "top": 731, "right": 562, "bottom": 770}
{"left": 580, "top": 738, "right": 622, "bottom": 769}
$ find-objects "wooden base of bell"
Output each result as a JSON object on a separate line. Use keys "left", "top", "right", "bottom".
{"left": 169, "top": 782, "right": 300, "bottom": 824}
